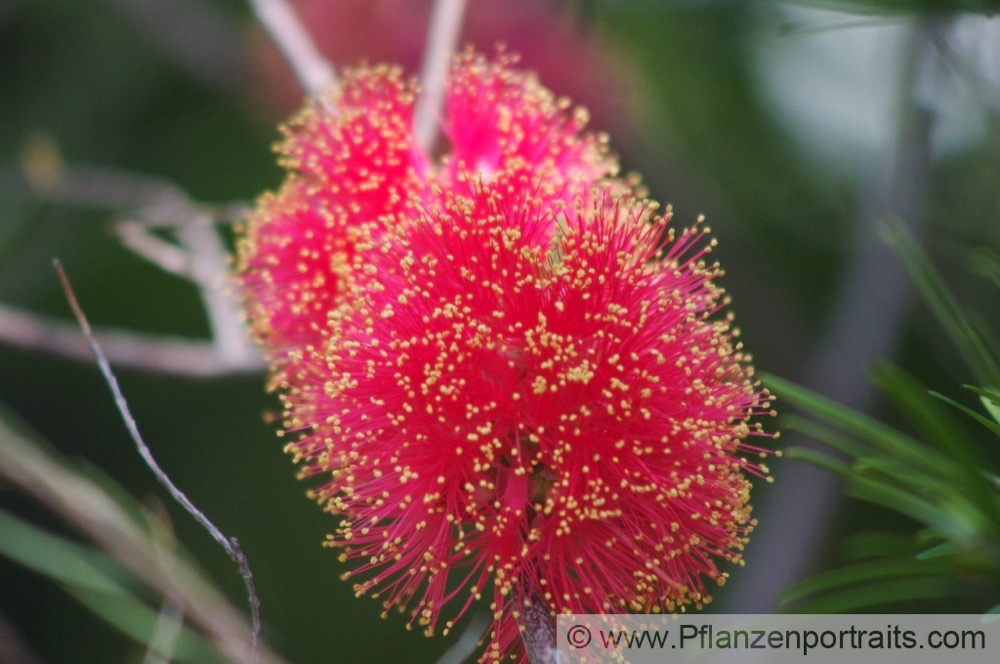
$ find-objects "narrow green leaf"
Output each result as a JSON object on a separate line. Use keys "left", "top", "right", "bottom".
{"left": 917, "top": 542, "right": 959, "bottom": 560}
{"left": 786, "top": 577, "right": 959, "bottom": 614}
{"left": 866, "top": 369, "right": 1000, "bottom": 522}
{"left": 786, "top": 449, "right": 959, "bottom": 534}
{"left": 929, "top": 391, "right": 1000, "bottom": 437}
{"left": 986, "top": 602, "right": 1000, "bottom": 615}
{"left": 852, "top": 455, "right": 992, "bottom": 528}
{"left": 765, "top": 373, "right": 968, "bottom": 482}
{"left": 782, "top": 414, "right": 866, "bottom": 457}
{"left": 850, "top": 460, "right": 999, "bottom": 539}
{"left": 913, "top": 529, "right": 948, "bottom": 549}
{"left": 880, "top": 217, "right": 1000, "bottom": 389}
{"left": 845, "top": 475, "right": 956, "bottom": 535}
{"left": 0, "top": 510, "right": 225, "bottom": 663}
{"left": 778, "top": 559, "right": 952, "bottom": 607}
{"left": 970, "top": 246, "right": 1000, "bottom": 293}
{"left": 872, "top": 361, "right": 981, "bottom": 465}
{"left": 65, "top": 585, "right": 225, "bottom": 664}
{"left": 788, "top": 450, "right": 975, "bottom": 538}
{"left": 842, "top": 532, "right": 921, "bottom": 562}
{"left": 780, "top": 1, "right": 1000, "bottom": 17}
{"left": 963, "top": 385, "right": 1000, "bottom": 426}
{"left": 852, "top": 455, "right": 957, "bottom": 497}
{"left": 963, "top": 384, "right": 1000, "bottom": 404}
{"left": 783, "top": 447, "right": 851, "bottom": 476}
{"left": 0, "top": 508, "right": 124, "bottom": 594}
{"left": 982, "top": 397, "right": 1000, "bottom": 426}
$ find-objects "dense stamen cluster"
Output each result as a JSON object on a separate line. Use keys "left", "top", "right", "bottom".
{"left": 241, "top": 63, "right": 425, "bottom": 363}
{"left": 238, "top": 49, "right": 773, "bottom": 662}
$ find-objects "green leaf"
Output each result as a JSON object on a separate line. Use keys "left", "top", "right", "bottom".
{"left": 780, "top": 1, "right": 1000, "bottom": 17}
{"left": 0, "top": 509, "right": 224, "bottom": 663}
{"left": 917, "top": 542, "right": 959, "bottom": 560}
{"left": 783, "top": 447, "right": 851, "bottom": 476}
{"left": 778, "top": 559, "right": 953, "bottom": 607}
{"left": 765, "top": 373, "right": 969, "bottom": 483}
{"left": 787, "top": 448, "right": 980, "bottom": 538}
{"left": 782, "top": 415, "right": 866, "bottom": 457}
{"left": 852, "top": 455, "right": 956, "bottom": 498}
{"left": 844, "top": 475, "right": 956, "bottom": 535}
{"left": 880, "top": 217, "right": 1000, "bottom": 389}
{"left": 970, "top": 246, "right": 1000, "bottom": 293}
{"left": 65, "top": 585, "right": 225, "bottom": 664}
{"left": 842, "top": 532, "right": 921, "bottom": 562}
{"left": 851, "top": 456, "right": 993, "bottom": 534}
{"left": 963, "top": 385, "right": 1000, "bottom": 426}
{"left": 872, "top": 361, "right": 982, "bottom": 465}
{"left": 929, "top": 391, "right": 1000, "bottom": 437}
{"left": 786, "top": 577, "right": 960, "bottom": 614}
{"left": 0, "top": 508, "right": 124, "bottom": 594}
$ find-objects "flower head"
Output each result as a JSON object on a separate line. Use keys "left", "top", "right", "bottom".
{"left": 238, "top": 64, "right": 426, "bottom": 359}
{"left": 238, "top": 50, "right": 772, "bottom": 662}
{"left": 440, "top": 50, "right": 616, "bottom": 197}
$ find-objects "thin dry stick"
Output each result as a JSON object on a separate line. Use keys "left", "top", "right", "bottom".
{"left": 114, "top": 222, "right": 201, "bottom": 281}
{"left": 1, "top": 161, "right": 249, "bottom": 226}
{"left": 174, "top": 220, "right": 260, "bottom": 367}
{"left": 54, "top": 260, "right": 262, "bottom": 660}
{"left": 1, "top": 158, "right": 263, "bottom": 375}
{"left": 115, "top": 217, "right": 259, "bottom": 369}
{"left": 414, "top": 0, "right": 468, "bottom": 154}
{"left": 247, "top": 0, "right": 337, "bottom": 98}
{"left": 0, "top": 302, "right": 263, "bottom": 376}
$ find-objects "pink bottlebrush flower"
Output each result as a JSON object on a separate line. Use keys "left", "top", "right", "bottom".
{"left": 239, "top": 50, "right": 772, "bottom": 662}
{"left": 238, "top": 64, "right": 426, "bottom": 361}
{"left": 280, "top": 176, "right": 771, "bottom": 660}
{"left": 440, "top": 49, "right": 616, "bottom": 199}
{"left": 238, "top": 52, "right": 612, "bottom": 366}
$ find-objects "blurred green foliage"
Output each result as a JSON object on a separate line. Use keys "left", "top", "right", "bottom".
{"left": 770, "top": 221, "right": 1000, "bottom": 614}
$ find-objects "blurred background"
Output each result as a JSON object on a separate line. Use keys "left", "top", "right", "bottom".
{"left": 2, "top": 1, "right": 999, "bottom": 662}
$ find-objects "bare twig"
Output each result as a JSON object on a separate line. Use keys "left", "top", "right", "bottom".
{"left": 0, "top": 161, "right": 250, "bottom": 227}
{"left": 174, "top": 221, "right": 260, "bottom": 367}
{"left": 414, "top": 0, "right": 468, "bottom": 154}
{"left": 247, "top": 0, "right": 337, "bottom": 98}
{"left": 114, "top": 217, "right": 259, "bottom": 367}
{"left": 0, "top": 302, "right": 263, "bottom": 376}
{"left": 2, "top": 164, "right": 184, "bottom": 217}
{"left": 54, "top": 260, "right": 263, "bottom": 659}
{"left": 0, "top": 414, "right": 284, "bottom": 664}
{"left": 114, "top": 222, "right": 205, "bottom": 282}
{"left": 2, "top": 153, "right": 261, "bottom": 375}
